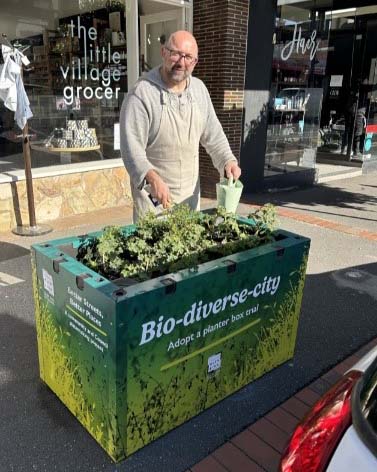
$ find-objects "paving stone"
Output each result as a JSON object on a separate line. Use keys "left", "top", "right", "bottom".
{"left": 309, "top": 377, "right": 333, "bottom": 396}
{"left": 249, "top": 417, "right": 289, "bottom": 453}
{"left": 321, "top": 368, "right": 343, "bottom": 386}
{"left": 265, "top": 407, "right": 299, "bottom": 435}
{"left": 334, "top": 357, "right": 357, "bottom": 375}
{"left": 280, "top": 396, "right": 311, "bottom": 420}
{"left": 190, "top": 455, "right": 228, "bottom": 472}
{"left": 232, "top": 429, "right": 281, "bottom": 472}
{"left": 295, "top": 387, "right": 321, "bottom": 406}
{"left": 213, "top": 442, "right": 265, "bottom": 472}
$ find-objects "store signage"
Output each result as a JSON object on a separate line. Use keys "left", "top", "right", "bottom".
{"left": 281, "top": 24, "right": 320, "bottom": 62}
{"left": 329, "top": 88, "right": 340, "bottom": 99}
{"left": 139, "top": 275, "right": 281, "bottom": 346}
{"left": 62, "top": 16, "right": 122, "bottom": 105}
{"left": 330, "top": 75, "right": 343, "bottom": 87}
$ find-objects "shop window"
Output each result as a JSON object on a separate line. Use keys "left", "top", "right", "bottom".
{"left": 265, "top": 0, "right": 331, "bottom": 177}
{"left": 0, "top": 0, "right": 127, "bottom": 171}
{"left": 317, "top": 8, "right": 377, "bottom": 162}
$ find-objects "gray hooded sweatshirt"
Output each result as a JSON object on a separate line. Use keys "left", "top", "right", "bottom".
{"left": 119, "top": 66, "right": 237, "bottom": 218}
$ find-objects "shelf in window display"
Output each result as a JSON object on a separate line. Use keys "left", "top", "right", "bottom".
{"left": 31, "top": 144, "right": 101, "bottom": 152}
{"left": 47, "top": 145, "right": 100, "bottom": 152}
{"left": 274, "top": 107, "right": 306, "bottom": 112}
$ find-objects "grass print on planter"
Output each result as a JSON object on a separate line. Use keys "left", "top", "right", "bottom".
{"left": 31, "top": 207, "right": 310, "bottom": 462}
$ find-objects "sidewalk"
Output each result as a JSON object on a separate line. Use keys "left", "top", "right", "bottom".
{"left": 2, "top": 174, "right": 376, "bottom": 247}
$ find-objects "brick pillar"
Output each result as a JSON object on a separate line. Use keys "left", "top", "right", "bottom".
{"left": 193, "top": 0, "right": 249, "bottom": 198}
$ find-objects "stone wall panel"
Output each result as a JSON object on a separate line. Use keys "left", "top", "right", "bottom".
{"left": 0, "top": 166, "right": 132, "bottom": 233}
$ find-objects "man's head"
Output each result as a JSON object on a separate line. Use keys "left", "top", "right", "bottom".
{"left": 161, "top": 31, "right": 198, "bottom": 85}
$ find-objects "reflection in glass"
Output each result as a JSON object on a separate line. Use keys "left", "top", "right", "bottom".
{"left": 266, "top": 1, "right": 330, "bottom": 177}
{"left": 0, "top": 0, "right": 127, "bottom": 172}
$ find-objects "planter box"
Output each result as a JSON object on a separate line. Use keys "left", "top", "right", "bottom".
{"left": 31, "top": 217, "right": 310, "bottom": 462}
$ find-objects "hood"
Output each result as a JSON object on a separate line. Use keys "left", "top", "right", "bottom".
{"left": 141, "top": 65, "right": 168, "bottom": 90}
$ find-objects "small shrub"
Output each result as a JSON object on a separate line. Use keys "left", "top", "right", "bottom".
{"left": 77, "top": 204, "right": 277, "bottom": 281}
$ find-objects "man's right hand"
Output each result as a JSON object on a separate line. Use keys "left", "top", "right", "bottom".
{"left": 145, "top": 169, "right": 172, "bottom": 209}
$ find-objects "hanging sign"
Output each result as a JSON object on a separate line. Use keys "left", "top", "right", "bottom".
{"left": 330, "top": 75, "right": 343, "bottom": 87}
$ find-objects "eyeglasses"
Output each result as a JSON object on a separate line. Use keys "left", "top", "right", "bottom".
{"left": 164, "top": 47, "right": 198, "bottom": 66}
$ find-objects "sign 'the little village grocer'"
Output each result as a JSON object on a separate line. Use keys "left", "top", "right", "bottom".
{"left": 62, "top": 16, "right": 123, "bottom": 105}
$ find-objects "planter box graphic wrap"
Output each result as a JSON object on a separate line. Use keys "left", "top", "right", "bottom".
{"left": 31, "top": 218, "right": 310, "bottom": 462}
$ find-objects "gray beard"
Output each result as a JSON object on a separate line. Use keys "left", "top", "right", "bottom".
{"left": 168, "top": 67, "right": 190, "bottom": 83}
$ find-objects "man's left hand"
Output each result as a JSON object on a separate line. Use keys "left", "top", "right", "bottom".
{"left": 224, "top": 161, "right": 242, "bottom": 181}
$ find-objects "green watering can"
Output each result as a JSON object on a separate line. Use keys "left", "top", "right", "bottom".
{"left": 216, "top": 176, "right": 243, "bottom": 213}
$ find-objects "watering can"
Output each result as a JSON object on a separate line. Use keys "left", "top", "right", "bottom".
{"left": 216, "top": 176, "right": 243, "bottom": 213}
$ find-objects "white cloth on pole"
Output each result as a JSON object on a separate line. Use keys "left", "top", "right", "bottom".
{"left": 0, "top": 44, "right": 33, "bottom": 129}
{"left": 0, "top": 45, "right": 20, "bottom": 111}
{"left": 15, "top": 73, "right": 33, "bottom": 130}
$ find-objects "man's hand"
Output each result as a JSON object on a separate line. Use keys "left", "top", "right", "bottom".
{"left": 224, "top": 161, "right": 242, "bottom": 181}
{"left": 145, "top": 169, "right": 172, "bottom": 209}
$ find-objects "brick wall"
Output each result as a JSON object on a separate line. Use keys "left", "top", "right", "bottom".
{"left": 193, "top": 0, "right": 249, "bottom": 197}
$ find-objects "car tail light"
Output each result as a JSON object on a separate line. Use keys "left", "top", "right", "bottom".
{"left": 280, "top": 370, "right": 362, "bottom": 472}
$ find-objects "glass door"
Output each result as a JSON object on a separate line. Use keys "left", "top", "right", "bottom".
{"left": 140, "top": 9, "right": 184, "bottom": 71}
{"left": 317, "top": 7, "right": 359, "bottom": 160}
{"left": 359, "top": 16, "right": 377, "bottom": 161}
{"left": 317, "top": 6, "right": 377, "bottom": 162}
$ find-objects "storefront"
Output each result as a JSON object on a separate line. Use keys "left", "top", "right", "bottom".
{"left": 0, "top": 0, "right": 193, "bottom": 231}
{"left": 1, "top": 0, "right": 376, "bottom": 231}
{"left": 241, "top": 0, "right": 377, "bottom": 192}
{"left": 0, "top": 0, "right": 192, "bottom": 167}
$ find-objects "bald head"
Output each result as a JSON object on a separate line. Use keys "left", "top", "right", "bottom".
{"left": 161, "top": 30, "right": 199, "bottom": 89}
{"left": 166, "top": 31, "right": 198, "bottom": 57}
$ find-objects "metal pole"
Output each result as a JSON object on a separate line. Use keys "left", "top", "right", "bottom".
{"left": 11, "top": 49, "right": 52, "bottom": 236}
{"left": 22, "top": 121, "right": 37, "bottom": 227}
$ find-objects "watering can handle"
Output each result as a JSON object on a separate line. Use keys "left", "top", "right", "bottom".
{"left": 227, "top": 176, "right": 234, "bottom": 187}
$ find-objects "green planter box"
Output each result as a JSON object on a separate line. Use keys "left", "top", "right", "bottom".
{"left": 31, "top": 217, "right": 310, "bottom": 462}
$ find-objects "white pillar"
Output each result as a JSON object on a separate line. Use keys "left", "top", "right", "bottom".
{"left": 126, "top": 0, "right": 139, "bottom": 89}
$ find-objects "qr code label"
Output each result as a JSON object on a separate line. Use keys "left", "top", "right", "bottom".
{"left": 208, "top": 353, "right": 222, "bottom": 373}
{"left": 42, "top": 269, "right": 54, "bottom": 297}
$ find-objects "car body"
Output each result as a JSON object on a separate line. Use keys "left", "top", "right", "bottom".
{"left": 279, "top": 344, "right": 377, "bottom": 472}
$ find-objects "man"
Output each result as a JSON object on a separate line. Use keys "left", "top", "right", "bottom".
{"left": 352, "top": 106, "right": 367, "bottom": 158}
{"left": 120, "top": 30, "right": 241, "bottom": 221}
{"left": 341, "top": 90, "right": 357, "bottom": 158}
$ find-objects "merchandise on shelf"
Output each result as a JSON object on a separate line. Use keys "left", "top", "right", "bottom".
{"left": 44, "top": 120, "right": 98, "bottom": 148}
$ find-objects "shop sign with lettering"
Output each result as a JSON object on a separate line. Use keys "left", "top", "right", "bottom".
{"left": 281, "top": 23, "right": 320, "bottom": 62}
{"left": 62, "top": 16, "right": 124, "bottom": 105}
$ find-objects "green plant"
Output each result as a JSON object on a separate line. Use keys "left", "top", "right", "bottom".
{"left": 77, "top": 204, "right": 277, "bottom": 281}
